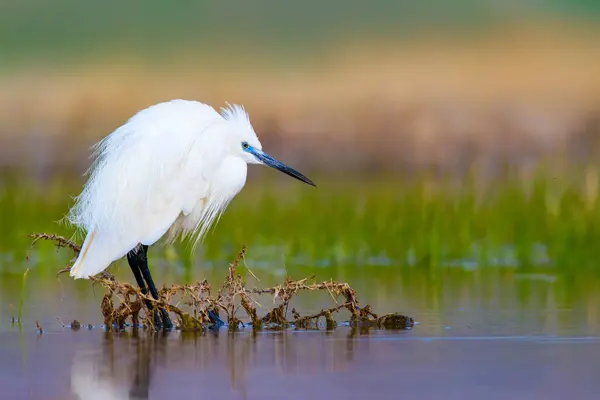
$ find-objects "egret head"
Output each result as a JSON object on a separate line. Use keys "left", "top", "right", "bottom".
{"left": 222, "top": 104, "right": 316, "bottom": 187}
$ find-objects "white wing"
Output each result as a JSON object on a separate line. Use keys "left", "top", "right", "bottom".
{"left": 68, "top": 100, "right": 228, "bottom": 279}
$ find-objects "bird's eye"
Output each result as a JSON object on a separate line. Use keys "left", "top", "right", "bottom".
{"left": 241, "top": 141, "right": 249, "bottom": 150}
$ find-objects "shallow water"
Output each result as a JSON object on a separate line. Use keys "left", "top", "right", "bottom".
{"left": 4, "top": 321, "right": 600, "bottom": 399}
{"left": 3, "top": 267, "right": 600, "bottom": 399}
{"left": 3, "top": 327, "right": 600, "bottom": 400}
{"left": 3, "top": 173, "right": 600, "bottom": 398}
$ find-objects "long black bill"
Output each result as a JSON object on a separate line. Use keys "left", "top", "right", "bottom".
{"left": 250, "top": 149, "right": 316, "bottom": 187}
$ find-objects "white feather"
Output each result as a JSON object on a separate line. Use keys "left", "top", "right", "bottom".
{"left": 67, "top": 99, "right": 262, "bottom": 279}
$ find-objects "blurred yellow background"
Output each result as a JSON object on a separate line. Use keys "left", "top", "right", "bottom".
{"left": 1, "top": 1, "right": 600, "bottom": 176}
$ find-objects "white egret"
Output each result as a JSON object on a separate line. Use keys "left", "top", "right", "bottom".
{"left": 66, "top": 99, "right": 315, "bottom": 329}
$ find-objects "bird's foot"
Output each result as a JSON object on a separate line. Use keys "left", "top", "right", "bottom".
{"left": 152, "top": 309, "right": 164, "bottom": 330}
{"left": 159, "top": 308, "right": 174, "bottom": 330}
{"left": 150, "top": 307, "right": 174, "bottom": 331}
{"left": 207, "top": 309, "right": 225, "bottom": 328}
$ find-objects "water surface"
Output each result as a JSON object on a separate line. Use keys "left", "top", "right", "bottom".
{"left": 4, "top": 324, "right": 600, "bottom": 399}
{"left": 2, "top": 174, "right": 600, "bottom": 399}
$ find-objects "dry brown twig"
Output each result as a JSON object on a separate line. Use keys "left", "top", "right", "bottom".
{"left": 28, "top": 233, "right": 415, "bottom": 332}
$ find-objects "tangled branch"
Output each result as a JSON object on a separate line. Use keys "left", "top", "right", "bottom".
{"left": 29, "top": 233, "right": 414, "bottom": 332}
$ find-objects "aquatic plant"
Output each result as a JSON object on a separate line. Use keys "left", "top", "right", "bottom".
{"left": 29, "top": 233, "right": 414, "bottom": 332}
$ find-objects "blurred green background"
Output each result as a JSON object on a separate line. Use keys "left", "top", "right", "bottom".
{"left": 0, "top": 0, "right": 598, "bottom": 66}
{"left": 1, "top": 0, "right": 600, "bottom": 66}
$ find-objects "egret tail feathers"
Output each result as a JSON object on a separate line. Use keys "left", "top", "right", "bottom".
{"left": 69, "top": 230, "right": 132, "bottom": 279}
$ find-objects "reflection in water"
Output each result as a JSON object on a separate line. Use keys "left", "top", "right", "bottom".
{"left": 69, "top": 328, "right": 364, "bottom": 400}
{"left": 0, "top": 324, "right": 597, "bottom": 399}
{"left": 224, "top": 331, "right": 254, "bottom": 397}
{"left": 71, "top": 330, "right": 165, "bottom": 400}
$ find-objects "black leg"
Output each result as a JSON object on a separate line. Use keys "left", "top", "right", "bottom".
{"left": 127, "top": 249, "right": 150, "bottom": 302}
{"left": 127, "top": 247, "right": 163, "bottom": 329}
{"left": 136, "top": 245, "right": 173, "bottom": 330}
{"left": 127, "top": 245, "right": 172, "bottom": 330}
